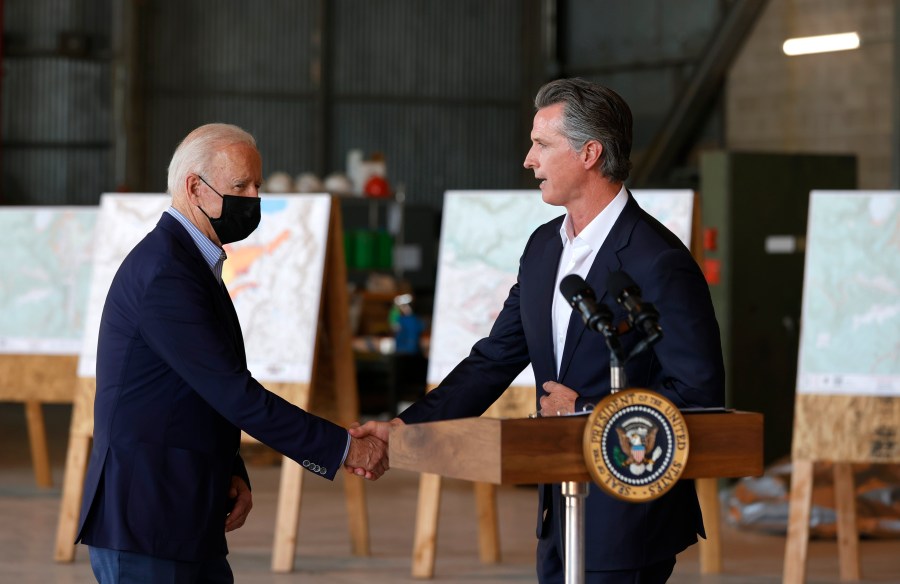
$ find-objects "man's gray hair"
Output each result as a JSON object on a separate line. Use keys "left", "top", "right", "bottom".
{"left": 534, "top": 78, "right": 633, "bottom": 183}
{"left": 167, "top": 123, "right": 257, "bottom": 195}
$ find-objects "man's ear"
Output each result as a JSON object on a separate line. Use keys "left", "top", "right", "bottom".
{"left": 185, "top": 174, "right": 202, "bottom": 204}
{"left": 582, "top": 140, "right": 603, "bottom": 170}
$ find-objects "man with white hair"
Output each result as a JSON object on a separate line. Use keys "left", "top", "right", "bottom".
{"left": 76, "top": 123, "right": 387, "bottom": 583}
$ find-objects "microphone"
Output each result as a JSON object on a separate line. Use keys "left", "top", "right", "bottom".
{"left": 559, "top": 274, "right": 614, "bottom": 335}
{"left": 607, "top": 271, "right": 663, "bottom": 344}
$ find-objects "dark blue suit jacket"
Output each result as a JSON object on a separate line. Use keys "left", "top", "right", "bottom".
{"left": 398, "top": 193, "right": 725, "bottom": 570}
{"left": 77, "top": 213, "right": 348, "bottom": 562}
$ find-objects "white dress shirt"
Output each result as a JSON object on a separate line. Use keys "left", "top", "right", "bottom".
{"left": 551, "top": 186, "right": 629, "bottom": 374}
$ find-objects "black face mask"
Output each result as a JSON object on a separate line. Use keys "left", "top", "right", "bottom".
{"left": 196, "top": 176, "right": 261, "bottom": 245}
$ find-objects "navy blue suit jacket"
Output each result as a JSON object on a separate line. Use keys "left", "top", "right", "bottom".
{"left": 77, "top": 213, "right": 348, "bottom": 562}
{"left": 398, "top": 193, "right": 725, "bottom": 570}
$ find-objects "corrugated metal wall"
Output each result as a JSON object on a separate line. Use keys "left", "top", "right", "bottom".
{"left": 143, "top": 0, "right": 319, "bottom": 189}
{"left": 142, "top": 0, "right": 525, "bottom": 209}
{"left": 330, "top": 0, "right": 524, "bottom": 208}
{"left": 2, "top": 0, "right": 112, "bottom": 205}
{"left": 2, "top": 0, "right": 732, "bottom": 206}
{"left": 563, "top": 0, "right": 725, "bottom": 169}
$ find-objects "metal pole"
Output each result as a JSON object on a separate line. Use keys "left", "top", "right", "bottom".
{"left": 610, "top": 352, "right": 627, "bottom": 393}
{"left": 561, "top": 480, "right": 588, "bottom": 584}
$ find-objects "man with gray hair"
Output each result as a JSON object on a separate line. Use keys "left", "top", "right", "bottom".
{"left": 350, "top": 79, "right": 724, "bottom": 583}
{"left": 77, "top": 123, "right": 387, "bottom": 583}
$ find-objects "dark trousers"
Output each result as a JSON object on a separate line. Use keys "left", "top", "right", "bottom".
{"left": 536, "top": 533, "right": 675, "bottom": 584}
{"left": 536, "top": 490, "right": 676, "bottom": 584}
{"left": 88, "top": 547, "right": 233, "bottom": 584}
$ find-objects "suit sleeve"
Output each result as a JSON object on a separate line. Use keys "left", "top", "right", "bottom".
{"left": 138, "top": 263, "right": 349, "bottom": 480}
{"left": 638, "top": 248, "right": 725, "bottom": 408}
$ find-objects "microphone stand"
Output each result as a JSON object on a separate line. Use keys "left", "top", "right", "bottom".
{"left": 604, "top": 329, "right": 627, "bottom": 394}
{"left": 561, "top": 325, "right": 627, "bottom": 584}
{"left": 560, "top": 319, "right": 659, "bottom": 584}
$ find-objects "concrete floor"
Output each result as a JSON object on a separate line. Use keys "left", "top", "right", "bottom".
{"left": 1, "top": 403, "right": 898, "bottom": 583}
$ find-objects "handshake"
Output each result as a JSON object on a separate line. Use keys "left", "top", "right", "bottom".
{"left": 341, "top": 418, "right": 405, "bottom": 480}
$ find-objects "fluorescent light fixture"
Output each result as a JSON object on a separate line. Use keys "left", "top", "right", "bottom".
{"left": 783, "top": 32, "right": 860, "bottom": 56}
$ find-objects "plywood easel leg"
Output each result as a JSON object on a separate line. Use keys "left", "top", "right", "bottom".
{"left": 271, "top": 458, "right": 305, "bottom": 573}
{"left": 24, "top": 400, "right": 52, "bottom": 488}
{"left": 324, "top": 197, "right": 370, "bottom": 558}
{"left": 784, "top": 459, "right": 814, "bottom": 584}
{"left": 54, "top": 378, "right": 95, "bottom": 562}
{"left": 833, "top": 463, "right": 861, "bottom": 581}
{"left": 344, "top": 474, "right": 370, "bottom": 556}
{"left": 474, "top": 481, "right": 500, "bottom": 564}
{"left": 412, "top": 473, "right": 442, "bottom": 579}
{"left": 696, "top": 477, "right": 722, "bottom": 574}
{"left": 53, "top": 432, "right": 91, "bottom": 561}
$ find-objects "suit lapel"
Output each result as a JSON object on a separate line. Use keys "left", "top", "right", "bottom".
{"left": 531, "top": 227, "right": 564, "bottom": 381}
{"left": 557, "top": 194, "right": 641, "bottom": 381}
{"left": 158, "top": 213, "right": 246, "bottom": 365}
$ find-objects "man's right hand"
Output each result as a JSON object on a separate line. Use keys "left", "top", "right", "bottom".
{"left": 344, "top": 430, "right": 389, "bottom": 480}
{"left": 344, "top": 418, "right": 404, "bottom": 479}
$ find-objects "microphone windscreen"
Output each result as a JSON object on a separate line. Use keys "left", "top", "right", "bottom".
{"left": 607, "top": 270, "right": 638, "bottom": 299}
{"left": 559, "top": 274, "right": 593, "bottom": 303}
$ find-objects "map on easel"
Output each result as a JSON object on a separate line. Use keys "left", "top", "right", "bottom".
{"left": 0, "top": 207, "right": 97, "bottom": 488}
{"left": 77, "top": 193, "right": 331, "bottom": 383}
{"left": 427, "top": 189, "right": 695, "bottom": 389}
{"left": 427, "top": 191, "right": 562, "bottom": 388}
{"left": 793, "top": 190, "right": 900, "bottom": 462}
{"left": 0, "top": 207, "right": 96, "bottom": 355}
{"left": 784, "top": 191, "right": 900, "bottom": 584}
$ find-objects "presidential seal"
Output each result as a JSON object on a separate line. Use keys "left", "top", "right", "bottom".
{"left": 582, "top": 388, "right": 689, "bottom": 502}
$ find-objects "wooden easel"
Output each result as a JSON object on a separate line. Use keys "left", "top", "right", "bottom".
{"left": 411, "top": 191, "right": 725, "bottom": 578}
{"left": 0, "top": 354, "right": 79, "bottom": 487}
{"left": 782, "top": 190, "right": 900, "bottom": 583}
{"left": 0, "top": 207, "right": 96, "bottom": 489}
{"left": 53, "top": 197, "right": 370, "bottom": 572}
{"left": 783, "top": 394, "right": 900, "bottom": 583}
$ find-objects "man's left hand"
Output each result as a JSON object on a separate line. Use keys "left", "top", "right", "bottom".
{"left": 540, "top": 381, "right": 578, "bottom": 415}
{"left": 225, "top": 475, "right": 252, "bottom": 532}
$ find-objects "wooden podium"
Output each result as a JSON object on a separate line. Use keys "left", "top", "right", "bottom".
{"left": 390, "top": 411, "right": 763, "bottom": 580}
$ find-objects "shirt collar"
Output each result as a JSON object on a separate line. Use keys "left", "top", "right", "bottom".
{"left": 166, "top": 206, "right": 227, "bottom": 281}
{"left": 558, "top": 185, "right": 629, "bottom": 251}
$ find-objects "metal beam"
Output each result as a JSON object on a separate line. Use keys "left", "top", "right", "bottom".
{"left": 631, "top": 0, "right": 769, "bottom": 187}
{"left": 312, "top": 0, "right": 333, "bottom": 178}
{"left": 111, "top": 0, "right": 143, "bottom": 193}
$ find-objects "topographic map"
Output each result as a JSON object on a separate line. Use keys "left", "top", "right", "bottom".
{"left": 797, "top": 191, "right": 900, "bottom": 396}
{"left": 0, "top": 207, "right": 96, "bottom": 354}
{"left": 426, "top": 189, "right": 694, "bottom": 387}
{"left": 222, "top": 195, "right": 330, "bottom": 382}
{"left": 78, "top": 194, "right": 172, "bottom": 377}
{"left": 78, "top": 194, "right": 331, "bottom": 383}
